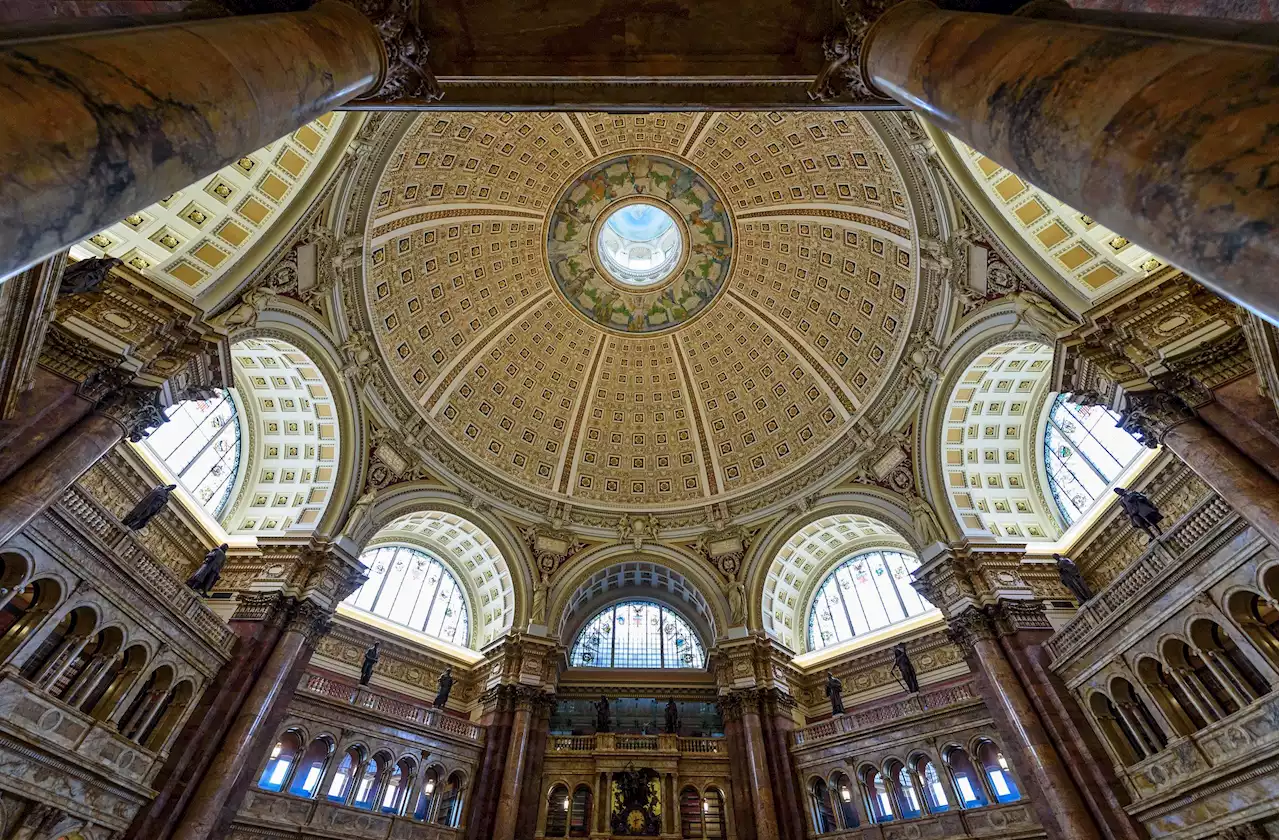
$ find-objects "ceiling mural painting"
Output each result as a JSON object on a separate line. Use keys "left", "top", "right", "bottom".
{"left": 355, "top": 111, "right": 940, "bottom": 518}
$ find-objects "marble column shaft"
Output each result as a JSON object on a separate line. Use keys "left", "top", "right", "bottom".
{"left": 965, "top": 630, "right": 1101, "bottom": 840}
{"left": 722, "top": 715, "right": 757, "bottom": 840}
{"left": 740, "top": 705, "right": 781, "bottom": 840}
{"left": 760, "top": 700, "right": 807, "bottom": 840}
{"left": 515, "top": 698, "right": 552, "bottom": 840}
{"left": 463, "top": 692, "right": 514, "bottom": 840}
{"left": 0, "top": 0, "right": 384, "bottom": 281}
{"left": 0, "top": 410, "right": 124, "bottom": 548}
{"left": 1164, "top": 417, "right": 1279, "bottom": 546}
{"left": 492, "top": 699, "right": 533, "bottom": 840}
{"left": 170, "top": 618, "right": 310, "bottom": 840}
{"left": 863, "top": 1, "right": 1280, "bottom": 323}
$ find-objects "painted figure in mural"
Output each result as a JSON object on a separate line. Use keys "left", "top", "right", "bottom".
{"left": 1114, "top": 487, "right": 1164, "bottom": 538}
{"left": 665, "top": 698, "right": 680, "bottom": 734}
{"left": 360, "top": 642, "right": 380, "bottom": 686}
{"left": 595, "top": 694, "right": 611, "bottom": 733}
{"left": 825, "top": 671, "right": 845, "bottom": 715}
{"left": 1053, "top": 553, "right": 1093, "bottom": 604}
{"left": 121, "top": 484, "right": 177, "bottom": 530}
{"left": 186, "top": 543, "right": 228, "bottom": 597}
{"left": 58, "top": 256, "right": 121, "bottom": 297}
{"left": 891, "top": 642, "right": 920, "bottom": 693}
{"left": 434, "top": 666, "right": 455, "bottom": 709}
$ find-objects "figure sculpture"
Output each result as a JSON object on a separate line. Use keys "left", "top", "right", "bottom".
{"left": 434, "top": 666, "right": 455, "bottom": 709}
{"left": 1008, "top": 288, "right": 1074, "bottom": 337}
{"left": 120, "top": 484, "right": 176, "bottom": 530}
{"left": 891, "top": 642, "right": 920, "bottom": 693}
{"left": 595, "top": 694, "right": 611, "bottom": 733}
{"left": 825, "top": 671, "right": 845, "bottom": 715}
{"left": 726, "top": 580, "right": 746, "bottom": 626}
{"left": 360, "top": 642, "right": 380, "bottom": 685}
{"left": 186, "top": 543, "right": 228, "bottom": 597}
{"left": 1053, "top": 553, "right": 1093, "bottom": 604}
{"left": 58, "top": 256, "right": 121, "bottom": 297}
{"left": 1114, "top": 487, "right": 1164, "bottom": 538}
{"left": 664, "top": 698, "right": 680, "bottom": 734}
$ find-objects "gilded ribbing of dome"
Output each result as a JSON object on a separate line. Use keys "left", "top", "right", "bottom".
{"left": 365, "top": 112, "right": 919, "bottom": 509}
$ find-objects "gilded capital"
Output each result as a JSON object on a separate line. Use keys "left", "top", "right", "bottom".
{"left": 946, "top": 606, "right": 996, "bottom": 653}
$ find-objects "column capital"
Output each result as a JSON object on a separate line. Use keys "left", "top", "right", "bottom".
{"left": 1117, "top": 388, "right": 1197, "bottom": 447}
{"left": 807, "top": 0, "right": 910, "bottom": 104}
{"left": 344, "top": 0, "right": 444, "bottom": 104}
{"left": 988, "top": 599, "right": 1052, "bottom": 636}
{"left": 286, "top": 599, "right": 333, "bottom": 644}
{"left": 95, "top": 384, "right": 168, "bottom": 442}
{"left": 945, "top": 606, "right": 997, "bottom": 654}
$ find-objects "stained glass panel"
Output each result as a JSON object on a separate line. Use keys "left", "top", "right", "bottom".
{"left": 807, "top": 550, "right": 933, "bottom": 651}
{"left": 569, "top": 600, "right": 705, "bottom": 668}
{"left": 344, "top": 545, "right": 470, "bottom": 647}
{"left": 1044, "top": 394, "right": 1145, "bottom": 525}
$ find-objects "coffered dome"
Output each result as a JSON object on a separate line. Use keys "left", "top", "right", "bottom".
{"left": 364, "top": 112, "right": 922, "bottom": 511}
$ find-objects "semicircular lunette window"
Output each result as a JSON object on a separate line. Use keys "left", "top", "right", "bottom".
{"left": 142, "top": 389, "right": 241, "bottom": 517}
{"left": 344, "top": 545, "right": 470, "bottom": 647}
{"left": 1043, "top": 394, "right": 1146, "bottom": 525}
{"left": 596, "top": 203, "right": 683, "bottom": 287}
{"left": 569, "top": 600, "right": 705, "bottom": 668}
{"left": 807, "top": 550, "right": 933, "bottom": 652}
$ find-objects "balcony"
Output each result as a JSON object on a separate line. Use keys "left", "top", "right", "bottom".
{"left": 548, "top": 733, "right": 726, "bottom": 755}
{"left": 298, "top": 672, "right": 484, "bottom": 743}
{"left": 236, "top": 787, "right": 463, "bottom": 840}
{"left": 792, "top": 684, "right": 980, "bottom": 747}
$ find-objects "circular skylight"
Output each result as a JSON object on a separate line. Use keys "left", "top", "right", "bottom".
{"left": 596, "top": 202, "right": 683, "bottom": 287}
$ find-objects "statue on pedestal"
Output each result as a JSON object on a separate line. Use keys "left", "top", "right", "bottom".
{"left": 185, "top": 543, "right": 227, "bottom": 597}
{"left": 433, "top": 666, "right": 454, "bottom": 709}
{"left": 1114, "top": 487, "right": 1164, "bottom": 538}
{"left": 825, "top": 671, "right": 845, "bottom": 715}
{"left": 360, "top": 642, "right": 380, "bottom": 685}
{"left": 1053, "top": 553, "right": 1093, "bottom": 604}
{"left": 891, "top": 642, "right": 920, "bottom": 693}
{"left": 58, "top": 256, "right": 121, "bottom": 297}
{"left": 595, "top": 694, "right": 611, "bottom": 733}
{"left": 664, "top": 698, "right": 680, "bottom": 734}
{"left": 121, "top": 484, "right": 177, "bottom": 530}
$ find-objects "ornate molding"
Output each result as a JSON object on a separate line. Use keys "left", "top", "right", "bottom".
{"left": 95, "top": 385, "right": 167, "bottom": 442}
{"left": 1117, "top": 389, "right": 1196, "bottom": 447}
{"left": 989, "top": 599, "right": 1051, "bottom": 636}
{"left": 346, "top": 0, "right": 444, "bottom": 105}
{"left": 287, "top": 599, "right": 333, "bottom": 644}
{"left": 946, "top": 606, "right": 996, "bottom": 653}
{"left": 807, "top": 0, "right": 904, "bottom": 105}
{"left": 232, "top": 591, "right": 292, "bottom": 624}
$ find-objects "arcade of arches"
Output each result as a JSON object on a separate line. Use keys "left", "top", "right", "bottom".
{"left": 0, "top": 5, "right": 1276, "bottom": 840}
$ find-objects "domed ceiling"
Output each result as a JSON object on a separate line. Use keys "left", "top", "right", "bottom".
{"left": 364, "top": 112, "right": 921, "bottom": 510}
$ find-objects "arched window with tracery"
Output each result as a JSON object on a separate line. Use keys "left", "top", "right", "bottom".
{"left": 547, "top": 784, "right": 570, "bottom": 837}
{"left": 976, "top": 742, "right": 1020, "bottom": 802}
{"left": 258, "top": 730, "right": 304, "bottom": 792}
{"left": 944, "top": 747, "right": 987, "bottom": 808}
{"left": 1043, "top": 395, "right": 1145, "bottom": 524}
{"left": 807, "top": 550, "right": 932, "bottom": 651}
{"left": 380, "top": 757, "right": 415, "bottom": 815}
{"left": 891, "top": 761, "right": 922, "bottom": 818}
{"left": 345, "top": 545, "right": 470, "bottom": 647}
{"left": 286, "top": 736, "right": 333, "bottom": 798}
{"left": 351, "top": 751, "right": 390, "bottom": 810}
{"left": 142, "top": 389, "right": 242, "bottom": 517}
{"left": 326, "top": 746, "right": 363, "bottom": 804}
{"left": 863, "top": 769, "right": 895, "bottom": 822}
{"left": 569, "top": 600, "right": 706, "bottom": 668}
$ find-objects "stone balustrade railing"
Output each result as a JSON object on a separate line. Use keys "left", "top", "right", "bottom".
{"left": 56, "top": 485, "right": 237, "bottom": 655}
{"left": 300, "top": 673, "right": 483, "bottom": 742}
{"left": 1044, "top": 495, "right": 1234, "bottom": 665}
{"left": 792, "top": 683, "right": 979, "bottom": 746}
{"left": 548, "top": 734, "right": 725, "bottom": 754}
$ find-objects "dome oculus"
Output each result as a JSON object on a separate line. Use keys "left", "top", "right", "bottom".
{"left": 547, "top": 153, "right": 732, "bottom": 333}
{"left": 596, "top": 202, "right": 683, "bottom": 287}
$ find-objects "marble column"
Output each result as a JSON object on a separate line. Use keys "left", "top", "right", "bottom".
{"left": 760, "top": 690, "right": 806, "bottom": 840}
{"left": 492, "top": 689, "right": 535, "bottom": 840}
{"left": 515, "top": 693, "right": 554, "bottom": 840}
{"left": 852, "top": 1, "right": 1278, "bottom": 322}
{"left": 0, "top": 0, "right": 385, "bottom": 281}
{"left": 1163, "top": 417, "right": 1279, "bottom": 546}
{"left": 0, "top": 384, "right": 161, "bottom": 548}
{"left": 464, "top": 685, "right": 515, "bottom": 840}
{"left": 728, "top": 691, "right": 780, "bottom": 840}
{"left": 170, "top": 600, "right": 329, "bottom": 840}
{"left": 950, "top": 607, "right": 1102, "bottom": 840}
{"left": 1173, "top": 666, "right": 1224, "bottom": 721}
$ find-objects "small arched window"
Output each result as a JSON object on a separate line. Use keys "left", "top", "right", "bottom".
{"left": 809, "top": 778, "right": 837, "bottom": 834}
{"left": 807, "top": 550, "right": 932, "bottom": 651}
{"left": 547, "top": 784, "right": 570, "bottom": 837}
{"left": 863, "top": 769, "right": 894, "bottom": 822}
{"left": 915, "top": 756, "right": 949, "bottom": 812}
{"left": 345, "top": 545, "right": 470, "bottom": 647}
{"left": 287, "top": 737, "right": 333, "bottom": 798}
{"left": 831, "top": 772, "right": 858, "bottom": 829}
{"left": 415, "top": 766, "right": 442, "bottom": 821}
{"left": 1043, "top": 395, "right": 1145, "bottom": 525}
{"left": 381, "top": 757, "right": 415, "bottom": 815}
{"left": 351, "top": 752, "right": 390, "bottom": 810}
{"left": 258, "top": 731, "right": 304, "bottom": 792}
{"left": 892, "top": 762, "right": 922, "bottom": 818}
{"left": 435, "top": 772, "right": 464, "bottom": 827}
{"left": 569, "top": 600, "right": 705, "bottom": 668}
{"left": 142, "top": 390, "right": 242, "bottom": 517}
{"left": 976, "top": 742, "right": 1020, "bottom": 802}
{"left": 945, "top": 747, "right": 987, "bottom": 808}
{"left": 326, "top": 746, "right": 363, "bottom": 803}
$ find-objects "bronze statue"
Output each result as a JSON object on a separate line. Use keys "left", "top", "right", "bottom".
{"left": 58, "top": 256, "right": 121, "bottom": 297}
{"left": 825, "top": 671, "right": 845, "bottom": 715}
{"left": 664, "top": 698, "right": 680, "bottom": 734}
{"left": 433, "top": 666, "right": 454, "bottom": 709}
{"left": 595, "top": 694, "right": 611, "bottom": 733}
{"left": 185, "top": 543, "right": 227, "bottom": 597}
{"left": 360, "top": 642, "right": 380, "bottom": 686}
{"left": 1053, "top": 553, "right": 1093, "bottom": 604}
{"left": 1114, "top": 487, "right": 1164, "bottom": 538}
{"left": 120, "top": 484, "right": 177, "bottom": 531}
{"left": 891, "top": 642, "right": 920, "bottom": 693}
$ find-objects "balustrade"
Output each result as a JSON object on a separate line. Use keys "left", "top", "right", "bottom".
{"left": 792, "top": 684, "right": 978, "bottom": 745}
{"left": 297, "top": 672, "right": 483, "bottom": 742}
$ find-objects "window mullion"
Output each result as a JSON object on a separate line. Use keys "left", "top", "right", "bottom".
{"left": 420, "top": 558, "right": 446, "bottom": 633}
{"left": 885, "top": 553, "right": 911, "bottom": 616}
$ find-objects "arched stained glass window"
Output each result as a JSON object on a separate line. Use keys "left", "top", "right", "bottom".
{"left": 569, "top": 600, "right": 705, "bottom": 668}
{"left": 1044, "top": 394, "right": 1145, "bottom": 524}
{"left": 345, "top": 545, "right": 470, "bottom": 646}
{"left": 143, "top": 389, "right": 241, "bottom": 516}
{"left": 807, "top": 550, "right": 933, "bottom": 651}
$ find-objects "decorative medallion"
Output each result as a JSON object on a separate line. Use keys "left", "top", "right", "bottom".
{"left": 546, "top": 154, "right": 732, "bottom": 333}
